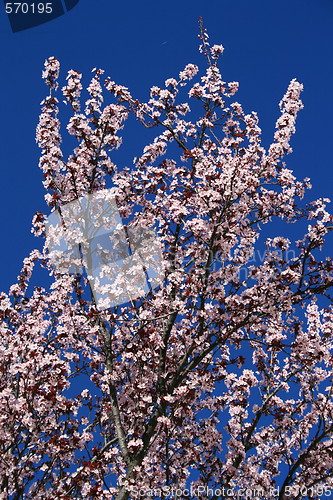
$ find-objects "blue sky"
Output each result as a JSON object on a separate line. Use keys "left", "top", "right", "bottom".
{"left": 0, "top": 0, "right": 332, "bottom": 292}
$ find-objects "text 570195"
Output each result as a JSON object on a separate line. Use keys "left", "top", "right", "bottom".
{"left": 5, "top": 3, "right": 53, "bottom": 14}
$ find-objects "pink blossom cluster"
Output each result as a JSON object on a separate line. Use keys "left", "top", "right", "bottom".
{"left": 1, "top": 26, "right": 333, "bottom": 500}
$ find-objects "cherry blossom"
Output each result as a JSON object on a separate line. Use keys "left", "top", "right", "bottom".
{"left": 1, "top": 23, "right": 333, "bottom": 500}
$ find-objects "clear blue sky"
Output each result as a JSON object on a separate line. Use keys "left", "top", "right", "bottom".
{"left": 0, "top": 0, "right": 332, "bottom": 292}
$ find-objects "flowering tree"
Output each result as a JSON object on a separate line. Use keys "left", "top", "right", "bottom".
{"left": 1, "top": 22, "right": 333, "bottom": 500}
